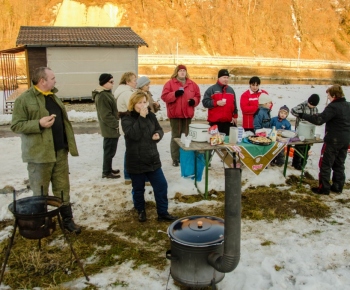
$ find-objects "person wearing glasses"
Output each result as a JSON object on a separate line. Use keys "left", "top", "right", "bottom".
{"left": 92, "top": 73, "right": 121, "bottom": 179}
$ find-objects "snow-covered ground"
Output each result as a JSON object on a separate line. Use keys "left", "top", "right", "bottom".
{"left": 0, "top": 84, "right": 350, "bottom": 289}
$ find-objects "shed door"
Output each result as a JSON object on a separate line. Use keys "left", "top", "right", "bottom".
{"left": 47, "top": 47, "right": 138, "bottom": 99}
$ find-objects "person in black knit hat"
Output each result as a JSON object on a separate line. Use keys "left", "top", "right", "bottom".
{"left": 93, "top": 73, "right": 121, "bottom": 179}
{"left": 290, "top": 94, "right": 320, "bottom": 170}
{"left": 202, "top": 68, "right": 238, "bottom": 135}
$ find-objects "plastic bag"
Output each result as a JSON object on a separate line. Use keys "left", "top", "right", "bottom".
{"left": 179, "top": 148, "right": 205, "bottom": 181}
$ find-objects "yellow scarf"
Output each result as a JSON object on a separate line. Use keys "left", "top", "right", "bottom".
{"left": 34, "top": 86, "right": 53, "bottom": 96}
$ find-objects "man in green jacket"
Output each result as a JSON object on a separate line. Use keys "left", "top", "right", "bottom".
{"left": 11, "top": 67, "right": 81, "bottom": 234}
{"left": 92, "top": 73, "right": 121, "bottom": 179}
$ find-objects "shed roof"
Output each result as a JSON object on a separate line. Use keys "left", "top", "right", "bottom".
{"left": 16, "top": 26, "right": 148, "bottom": 47}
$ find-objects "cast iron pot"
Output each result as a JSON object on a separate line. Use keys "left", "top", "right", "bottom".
{"left": 166, "top": 215, "right": 225, "bottom": 288}
{"left": 8, "top": 196, "right": 62, "bottom": 239}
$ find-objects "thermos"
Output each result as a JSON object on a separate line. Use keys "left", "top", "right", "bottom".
{"left": 229, "top": 127, "right": 238, "bottom": 144}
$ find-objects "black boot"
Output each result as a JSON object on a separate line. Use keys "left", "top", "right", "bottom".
{"left": 60, "top": 205, "right": 82, "bottom": 234}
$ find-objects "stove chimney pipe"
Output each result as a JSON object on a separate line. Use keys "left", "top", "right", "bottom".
{"left": 207, "top": 168, "right": 241, "bottom": 272}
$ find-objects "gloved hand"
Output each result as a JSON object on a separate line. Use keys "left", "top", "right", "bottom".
{"left": 188, "top": 99, "right": 195, "bottom": 106}
{"left": 175, "top": 90, "right": 184, "bottom": 98}
{"left": 298, "top": 113, "right": 304, "bottom": 119}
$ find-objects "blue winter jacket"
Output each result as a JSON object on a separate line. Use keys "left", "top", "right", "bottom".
{"left": 270, "top": 116, "right": 291, "bottom": 130}
{"left": 253, "top": 106, "right": 271, "bottom": 130}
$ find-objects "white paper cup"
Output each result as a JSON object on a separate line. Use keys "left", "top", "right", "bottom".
{"left": 185, "top": 139, "right": 191, "bottom": 148}
{"left": 315, "top": 134, "right": 321, "bottom": 140}
{"left": 222, "top": 98, "right": 226, "bottom": 104}
{"left": 299, "top": 136, "right": 305, "bottom": 141}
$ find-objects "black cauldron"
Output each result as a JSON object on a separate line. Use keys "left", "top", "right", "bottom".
{"left": 8, "top": 196, "right": 62, "bottom": 239}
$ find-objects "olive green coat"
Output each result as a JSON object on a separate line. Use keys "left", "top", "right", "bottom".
{"left": 92, "top": 87, "right": 120, "bottom": 138}
{"left": 11, "top": 86, "right": 79, "bottom": 163}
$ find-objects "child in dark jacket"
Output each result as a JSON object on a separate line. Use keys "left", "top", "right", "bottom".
{"left": 270, "top": 105, "right": 292, "bottom": 166}
{"left": 253, "top": 93, "right": 272, "bottom": 131}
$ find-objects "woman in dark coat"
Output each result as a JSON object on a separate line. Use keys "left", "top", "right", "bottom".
{"left": 300, "top": 85, "right": 350, "bottom": 195}
{"left": 120, "top": 91, "right": 178, "bottom": 222}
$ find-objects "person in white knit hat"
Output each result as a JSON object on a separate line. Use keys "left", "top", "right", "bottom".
{"left": 136, "top": 76, "right": 160, "bottom": 113}
{"left": 253, "top": 93, "right": 272, "bottom": 131}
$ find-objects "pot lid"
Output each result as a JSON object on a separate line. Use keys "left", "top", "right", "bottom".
{"left": 167, "top": 215, "right": 224, "bottom": 246}
{"left": 189, "top": 124, "right": 210, "bottom": 129}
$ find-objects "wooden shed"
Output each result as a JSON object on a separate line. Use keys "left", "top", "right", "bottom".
{"left": 3, "top": 26, "right": 147, "bottom": 103}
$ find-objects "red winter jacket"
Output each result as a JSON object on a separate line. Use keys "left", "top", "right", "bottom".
{"left": 240, "top": 89, "right": 268, "bottom": 129}
{"left": 202, "top": 82, "right": 238, "bottom": 123}
{"left": 161, "top": 78, "right": 201, "bottom": 119}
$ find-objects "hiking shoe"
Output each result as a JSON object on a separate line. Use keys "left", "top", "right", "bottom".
{"left": 172, "top": 160, "right": 179, "bottom": 167}
{"left": 102, "top": 173, "right": 120, "bottom": 179}
{"left": 311, "top": 187, "right": 329, "bottom": 195}
{"left": 158, "top": 214, "right": 178, "bottom": 222}
{"left": 112, "top": 169, "right": 120, "bottom": 174}
{"left": 293, "top": 164, "right": 302, "bottom": 170}
{"left": 138, "top": 210, "right": 147, "bottom": 222}
{"left": 330, "top": 185, "right": 342, "bottom": 194}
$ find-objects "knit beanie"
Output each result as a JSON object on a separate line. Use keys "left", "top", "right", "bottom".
{"left": 99, "top": 73, "right": 113, "bottom": 86}
{"left": 177, "top": 64, "right": 187, "bottom": 71}
{"left": 279, "top": 105, "right": 289, "bottom": 116}
{"left": 308, "top": 94, "right": 320, "bottom": 106}
{"left": 258, "top": 93, "right": 272, "bottom": 104}
{"left": 218, "top": 69, "right": 230, "bottom": 78}
{"left": 136, "top": 76, "right": 150, "bottom": 89}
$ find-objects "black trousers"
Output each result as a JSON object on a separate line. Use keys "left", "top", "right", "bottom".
{"left": 292, "top": 144, "right": 310, "bottom": 167}
{"left": 103, "top": 137, "right": 119, "bottom": 174}
{"left": 318, "top": 142, "right": 348, "bottom": 192}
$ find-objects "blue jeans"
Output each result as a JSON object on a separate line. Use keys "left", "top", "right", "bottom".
{"left": 124, "top": 152, "right": 131, "bottom": 180}
{"left": 129, "top": 168, "right": 168, "bottom": 216}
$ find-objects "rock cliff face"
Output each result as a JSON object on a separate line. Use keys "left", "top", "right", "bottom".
{"left": 1, "top": 0, "right": 350, "bottom": 61}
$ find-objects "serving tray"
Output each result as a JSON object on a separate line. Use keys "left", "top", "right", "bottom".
{"left": 248, "top": 135, "right": 272, "bottom": 146}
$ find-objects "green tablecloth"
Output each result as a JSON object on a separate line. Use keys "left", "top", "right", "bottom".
{"left": 223, "top": 140, "right": 286, "bottom": 175}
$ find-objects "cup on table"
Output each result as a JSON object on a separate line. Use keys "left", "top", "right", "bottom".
{"left": 315, "top": 134, "right": 321, "bottom": 140}
{"left": 181, "top": 133, "right": 186, "bottom": 144}
{"left": 185, "top": 139, "right": 191, "bottom": 148}
{"left": 299, "top": 136, "right": 305, "bottom": 141}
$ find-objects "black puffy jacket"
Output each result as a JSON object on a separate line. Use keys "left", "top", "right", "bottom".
{"left": 121, "top": 110, "right": 164, "bottom": 174}
{"left": 302, "top": 98, "right": 350, "bottom": 144}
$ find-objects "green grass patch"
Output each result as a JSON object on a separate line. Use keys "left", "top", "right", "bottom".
{"left": 0, "top": 174, "right": 339, "bottom": 288}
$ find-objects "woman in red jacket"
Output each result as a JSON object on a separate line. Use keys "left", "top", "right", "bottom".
{"left": 240, "top": 76, "right": 268, "bottom": 132}
{"left": 161, "top": 65, "right": 201, "bottom": 167}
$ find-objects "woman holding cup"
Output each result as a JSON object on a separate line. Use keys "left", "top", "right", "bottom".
{"left": 120, "top": 91, "right": 178, "bottom": 222}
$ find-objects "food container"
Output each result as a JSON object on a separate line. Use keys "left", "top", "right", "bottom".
{"left": 189, "top": 124, "right": 210, "bottom": 142}
{"left": 297, "top": 121, "right": 316, "bottom": 140}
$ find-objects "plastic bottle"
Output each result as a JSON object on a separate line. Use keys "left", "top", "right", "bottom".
{"left": 270, "top": 126, "right": 277, "bottom": 142}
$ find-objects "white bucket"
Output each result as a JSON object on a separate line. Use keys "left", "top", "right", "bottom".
{"left": 297, "top": 121, "right": 316, "bottom": 139}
